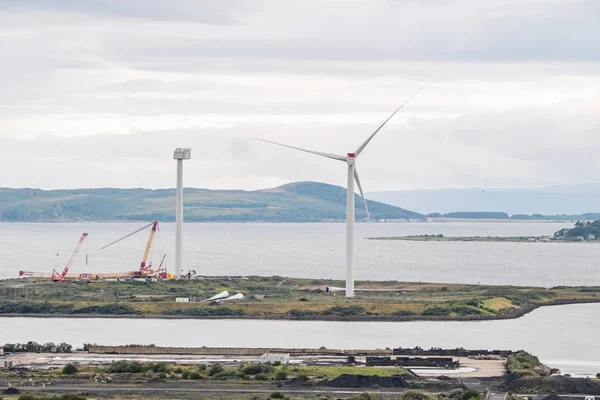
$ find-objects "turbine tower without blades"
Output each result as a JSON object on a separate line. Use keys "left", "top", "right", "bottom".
{"left": 253, "top": 88, "right": 422, "bottom": 298}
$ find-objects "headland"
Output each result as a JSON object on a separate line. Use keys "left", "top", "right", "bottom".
{"left": 2, "top": 276, "right": 599, "bottom": 322}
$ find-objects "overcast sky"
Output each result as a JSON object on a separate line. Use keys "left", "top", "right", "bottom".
{"left": 1, "top": 0, "right": 599, "bottom": 191}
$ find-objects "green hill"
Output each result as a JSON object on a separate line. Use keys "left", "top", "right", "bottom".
{"left": 0, "top": 181, "right": 424, "bottom": 222}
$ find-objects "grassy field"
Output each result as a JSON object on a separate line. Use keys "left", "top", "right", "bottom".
{"left": 1, "top": 276, "right": 599, "bottom": 321}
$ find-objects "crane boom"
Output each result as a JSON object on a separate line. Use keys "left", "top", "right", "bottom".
{"left": 19, "top": 271, "right": 52, "bottom": 278}
{"left": 140, "top": 221, "right": 158, "bottom": 273}
{"left": 100, "top": 222, "right": 155, "bottom": 250}
{"left": 52, "top": 233, "right": 89, "bottom": 281}
{"left": 100, "top": 221, "right": 160, "bottom": 275}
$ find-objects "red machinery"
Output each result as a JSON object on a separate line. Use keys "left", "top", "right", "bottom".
{"left": 101, "top": 221, "right": 165, "bottom": 276}
{"left": 20, "top": 232, "right": 89, "bottom": 281}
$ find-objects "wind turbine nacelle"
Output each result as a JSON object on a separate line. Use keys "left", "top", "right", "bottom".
{"left": 173, "top": 148, "right": 192, "bottom": 160}
{"left": 346, "top": 153, "right": 356, "bottom": 165}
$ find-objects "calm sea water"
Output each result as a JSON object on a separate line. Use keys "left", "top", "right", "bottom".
{"left": 2, "top": 222, "right": 599, "bottom": 375}
{"left": 1, "top": 221, "right": 596, "bottom": 287}
{"left": 1, "top": 303, "right": 599, "bottom": 376}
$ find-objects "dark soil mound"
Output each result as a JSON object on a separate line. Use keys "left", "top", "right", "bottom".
{"left": 501, "top": 376, "right": 600, "bottom": 395}
{"left": 319, "top": 373, "right": 464, "bottom": 391}
{"left": 323, "top": 374, "right": 410, "bottom": 388}
{"left": 286, "top": 377, "right": 316, "bottom": 387}
{"left": 2, "top": 387, "right": 21, "bottom": 394}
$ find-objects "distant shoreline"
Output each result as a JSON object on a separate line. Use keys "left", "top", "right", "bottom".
{"left": 2, "top": 298, "right": 600, "bottom": 322}
{"left": 368, "top": 235, "right": 596, "bottom": 243}
{"left": 0, "top": 219, "right": 576, "bottom": 224}
{"left": 427, "top": 218, "right": 575, "bottom": 223}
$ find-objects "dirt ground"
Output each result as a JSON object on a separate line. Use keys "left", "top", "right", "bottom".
{"left": 2, "top": 352, "right": 506, "bottom": 378}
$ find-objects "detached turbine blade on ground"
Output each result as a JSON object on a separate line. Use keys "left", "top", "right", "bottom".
{"left": 251, "top": 137, "right": 346, "bottom": 161}
{"left": 354, "top": 87, "right": 424, "bottom": 157}
{"left": 354, "top": 167, "right": 372, "bottom": 233}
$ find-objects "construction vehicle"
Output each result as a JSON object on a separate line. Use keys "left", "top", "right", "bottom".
{"left": 20, "top": 233, "right": 89, "bottom": 282}
{"left": 101, "top": 221, "right": 174, "bottom": 279}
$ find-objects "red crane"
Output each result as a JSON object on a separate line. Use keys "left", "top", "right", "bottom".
{"left": 101, "top": 221, "right": 161, "bottom": 275}
{"left": 19, "top": 232, "right": 89, "bottom": 280}
{"left": 51, "top": 233, "right": 89, "bottom": 281}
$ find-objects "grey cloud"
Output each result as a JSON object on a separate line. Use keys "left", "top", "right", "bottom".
{"left": 2, "top": 100, "right": 600, "bottom": 191}
{"left": 0, "top": 0, "right": 599, "bottom": 192}
{"left": 1, "top": 0, "right": 260, "bottom": 23}
{"left": 2, "top": 0, "right": 599, "bottom": 68}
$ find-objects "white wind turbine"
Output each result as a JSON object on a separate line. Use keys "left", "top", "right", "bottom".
{"left": 254, "top": 88, "right": 422, "bottom": 297}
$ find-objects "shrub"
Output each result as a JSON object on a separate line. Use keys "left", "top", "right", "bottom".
{"left": 461, "top": 390, "right": 481, "bottom": 400}
{"left": 348, "top": 393, "right": 385, "bottom": 400}
{"left": 398, "top": 390, "right": 437, "bottom": 400}
{"left": 296, "top": 373, "right": 309, "bottom": 381}
{"left": 507, "top": 351, "right": 541, "bottom": 376}
{"left": 147, "top": 362, "right": 169, "bottom": 373}
{"left": 72, "top": 304, "right": 138, "bottom": 315}
{"left": 62, "top": 363, "right": 78, "bottom": 375}
{"left": 323, "top": 306, "right": 366, "bottom": 316}
{"left": 107, "top": 360, "right": 143, "bottom": 373}
{"left": 445, "top": 389, "right": 465, "bottom": 399}
{"left": 270, "top": 392, "right": 285, "bottom": 399}
{"left": 189, "top": 371, "right": 203, "bottom": 380}
{"left": 423, "top": 306, "right": 451, "bottom": 316}
{"left": 275, "top": 370, "right": 287, "bottom": 380}
{"left": 243, "top": 363, "right": 275, "bottom": 376}
{"left": 212, "top": 370, "right": 242, "bottom": 380}
{"left": 164, "top": 307, "right": 245, "bottom": 317}
{"left": 288, "top": 309, "right": 317, "bottom": 318}
{"left": 391, "top": 310, "right": 416, "bottom": 317}
{"left": 451, "top": 305, "right": 483, "bottom": 316}
{"left": 208, "top": 364, "right": 224, "bottom": 376}
{"left": 254, "top": 373, "right": 270, "bottom": 381}
{"left": 18, "top": 395, "right": 88, "bottom": 400}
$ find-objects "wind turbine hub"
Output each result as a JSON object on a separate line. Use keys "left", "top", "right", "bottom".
{"left": 346, "top": 153, "right": 356, "bottom": 165}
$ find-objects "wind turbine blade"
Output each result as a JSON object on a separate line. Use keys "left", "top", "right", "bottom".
{"left": 252, "top": 137, "right": 346, "bottom": 161}
{"left": 354, "top": 167, "right": 372, "bottom": 233}
{"left": 355, "top": 87, "right": 424, "bottom": 156}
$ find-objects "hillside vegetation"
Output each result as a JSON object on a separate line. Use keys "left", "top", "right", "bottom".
{"left": 0, "top": 182, "right": 424, "bottom": 222}
{"left": 554, "top": 220, "right": 600, "bottom": 240}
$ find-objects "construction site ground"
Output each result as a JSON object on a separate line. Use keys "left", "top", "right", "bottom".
{"left": 1, "top": 352, "right": 506, "bottom": 378}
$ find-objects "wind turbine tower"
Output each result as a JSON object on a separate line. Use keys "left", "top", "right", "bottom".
{"left": 173, "top": 147, "right": 191, "bottom": 278}
{"left": 254, "top": 88, "right": 422, "bottom": 297}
